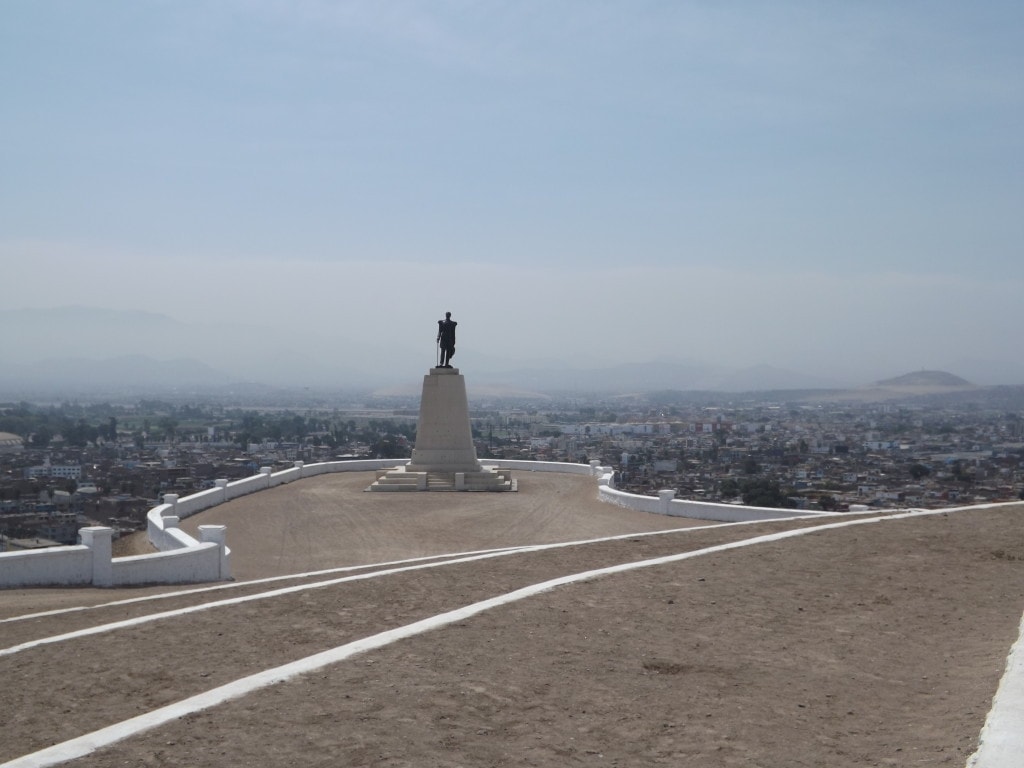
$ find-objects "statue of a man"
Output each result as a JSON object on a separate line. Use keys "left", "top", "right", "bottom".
{"left": 437, "top": 311, "right": 457, "bottom": 368}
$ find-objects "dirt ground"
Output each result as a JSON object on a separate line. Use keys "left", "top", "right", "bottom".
{"left": 1, "top": 471, "right": 1023, "bottom": 767}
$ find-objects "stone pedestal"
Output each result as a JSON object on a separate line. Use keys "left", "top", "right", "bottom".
{"left": 369, "top": 367, "right": 513, "bottom": 492}
{"left": 407, "top": 367, "right": 480, "bottom": 472}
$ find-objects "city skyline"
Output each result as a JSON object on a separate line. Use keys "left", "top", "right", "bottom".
{"left": 3, "top": 2, "right": 1022, "bottom": 384}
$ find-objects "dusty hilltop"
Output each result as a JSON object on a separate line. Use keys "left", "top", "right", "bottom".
{"left": 2, "top": 471, "right": 1023, "bottom": 767}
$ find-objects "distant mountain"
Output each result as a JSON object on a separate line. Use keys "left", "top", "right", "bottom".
{"left": 2, "top": 307, "right": 1018, "bottom": 398}
{"left": 0, "top": 306, "right": 410, "bottom": 390}
{"left": 874, "top": 370, "right": 973, "bottom": 388}
{"left": 0, "top": 354, "right": 232, "bottom": 391}
{"left": 0, "top": 306, "right": 198, "bottom": 366}
{"left": 468, "top": 360, "right": 849, "bottom": 394}
{"left": 709, "top": 364, "right": 846, "bottom": 392}
{"left": 470, "top": 360, "right": 719, "bottom": 393}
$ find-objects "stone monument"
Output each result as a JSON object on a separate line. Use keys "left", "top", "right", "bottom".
{"left": 369, "top": 314, "right": 514, "bottom": 492}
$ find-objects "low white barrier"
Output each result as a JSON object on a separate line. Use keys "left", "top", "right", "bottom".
{"left": 0, "top": 543, "right": 94, "bottom": 588}
{"left": 111, "top": 541, "right": 222, "bottom": 585}
{"left": 668, "top": 498, "right": 830, "bottom": 522}
{"left": 0, "top": 459, "right": 405, "bottom": 588}
{"left": 174, "top": 487, "right": 224, "bottom": 518}
{"left": 0, "top": 457, "right": 833, "bottom": 588}
{"left": 598, "top": 478, "right": 832, "bottom": 522}
{"left": 224, "top": 474, "right": 267, "bottom": 501}
{"left": 0, "top": 527, "right": 115, "bottom": 588}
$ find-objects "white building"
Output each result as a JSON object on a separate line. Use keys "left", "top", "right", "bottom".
{"left": 25, "top": 463, "right": 82, "bottom": 480}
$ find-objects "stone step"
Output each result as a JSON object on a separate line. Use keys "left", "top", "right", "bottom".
{"left": 368, "top": 465, "right": 515, "bottom": 492}
{"left": 427, "top": 473, "right": 455, "bottom": 489}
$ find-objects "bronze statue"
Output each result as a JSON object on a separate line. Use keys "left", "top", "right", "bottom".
{"left": 436, "top": 311, "right": 456, "bottom": 368}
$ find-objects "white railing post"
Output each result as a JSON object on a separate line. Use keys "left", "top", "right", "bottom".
{"left": 260, "top": 467, "right": 273, "bottom": 488}
{"left": 215, "top": 479, "right": 229, "bottom": 503}
{"left": 80, "top": 526, "right": 113, "bottom": 587}
{"left": 658, "top": 489, "right": 676, "bottom": 514}
{"left": 198, "top": 524, "right": 230, "bottom": 581}
{"left": 294, "top": 461, "right": 305, "bottom": 478}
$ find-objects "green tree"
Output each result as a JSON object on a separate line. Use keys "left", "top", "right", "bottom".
{"left": 31, "top": 425, "right": 53, "bottom": 447}
{"left": 741, "top": 478, "right": 795, "bottom": 509}
{"left": 157, "top": 417, "right": 179, "bottom": 442}
{"left": 818, "top": 494, "right": 838, "bottom": 511}
{"left": 908, "top": 463, "right": 931, "bottom": 480}
{"left": 719, "top": 478, "right": 740, "bottom": 499}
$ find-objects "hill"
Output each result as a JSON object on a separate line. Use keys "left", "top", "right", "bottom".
{"left": 876, "top": 370, "right": 973, "bottom": 388}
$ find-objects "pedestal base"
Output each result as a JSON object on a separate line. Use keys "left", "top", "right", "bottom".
{"left": 368, "top": 367, "right": 514, "bottom": 493}
{"left": 368, "top": 464, "right": 516, "bottom": 492}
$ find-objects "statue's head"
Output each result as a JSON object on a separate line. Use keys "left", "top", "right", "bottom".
{"left": 445, "top": 312, "right": 451, "bottom": 318}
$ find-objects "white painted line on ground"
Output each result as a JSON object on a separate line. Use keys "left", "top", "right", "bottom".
{"left": 1, "top": 522, "right": 740, "bottom": 625}
{"left": 0, "top": 506, "right": 973, "bottom": 768}
{"left": 0, "top": 548, "right": 532, "bottom": 658}
{"left": 0, "top": 547, "right": 530, "bottom": 625}
{"left": 967, "top": 610, "right": 1024, "bottom": 768}
{"left": 0, "top": 522, "right": 738, "bottom": 652}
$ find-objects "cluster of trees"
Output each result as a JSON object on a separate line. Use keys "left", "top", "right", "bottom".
{"left": 718, "top": 477, "right": 798, "bottom": 509}
{"left": 0, "top": 401, "right": 418, "bottom": 459}
{"left": 229, "top": 412, "right": 414, "bottom": 457}
{"left": 0, "top": 402, "right": 118, "bottom": 447}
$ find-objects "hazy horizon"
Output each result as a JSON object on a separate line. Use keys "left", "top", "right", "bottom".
{"left": 2, "top": 306, "right": 1022, "bottom": 397}
{"left": 4, "top": 3, "right": 1022, "bottom": 388}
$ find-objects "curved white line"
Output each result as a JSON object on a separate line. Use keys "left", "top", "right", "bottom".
{"left": 1, "top": 507, "right": 953, "bottom": 767}
{"left": 0, "top": 522, "right": 729, "bottom": 657}
{"left": 0, "top": 546, "right": 530, "bottom": 625}
{"left": 1, "top": 523, "right": 734, "bottom": 625}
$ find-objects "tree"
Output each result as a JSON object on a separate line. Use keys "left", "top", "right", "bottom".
{"left": 818, "top": 494, "right": 838, "bottom": 511}
{"left": 31, "top": 426, "right": 53, "bottom": 447}
{"left": 741, "top": 478, "right": 795, "bottom": 509}
{"left": 951, "top": 460, "right": 973, "bottom": 484}
{"left": 371, "top": 435, "right": 406, "bottom": 459}
{"left": 157, "top": 417, "right": 178, "bottom": 442}
{"left": 719, "top": 478, "right": 740, "bottom": 499}
{"left": 64, "top": 419, "right": 98, "bottom": 447}
{"left": 908, "top": 463, "right": 931, "bottom": 480}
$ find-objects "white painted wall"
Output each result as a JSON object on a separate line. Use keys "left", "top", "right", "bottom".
{"left": 0, "top": 545, "right": 93, "bottom": 588}
{"left": 0, "top": 459, "right": 404, "bottom": 588}
{"left": 0, "top": 457, "right": 833, "bottom": 589}
{"left": 112, "top": 542, "right": 222, "bottom": 585}
{"left": 596, "top": 472, "right": 832, "bottom": 522}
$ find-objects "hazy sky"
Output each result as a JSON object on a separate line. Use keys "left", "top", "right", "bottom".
{"left": 3, "top": 2, "right": 1022, "bottom": 381}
